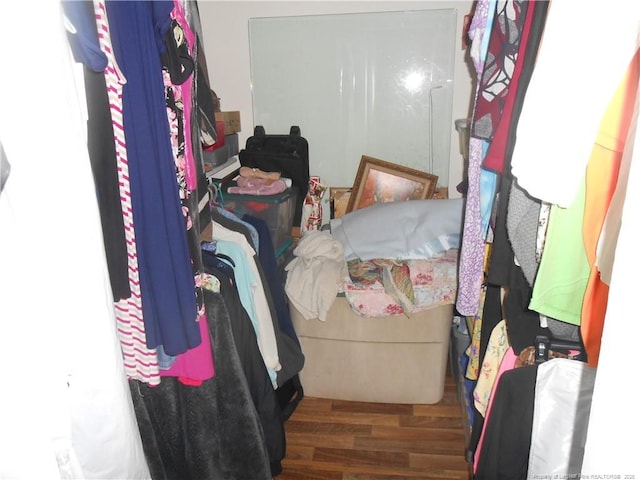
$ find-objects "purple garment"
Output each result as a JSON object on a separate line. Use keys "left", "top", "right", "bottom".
{"left": 468, "top": 0, "right": 492, "bottom": 73}
{"left": 456, "top": 0, "right": 494, "bottom": 316}
{"left": 456, "top": 138, "right": 488, "bottom": 315}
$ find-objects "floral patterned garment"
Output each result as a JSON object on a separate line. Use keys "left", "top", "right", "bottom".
{"left": 342, "top": 249, "right": 459, "bottom": 317}
{"left": 465, "top": 284, "right": 488, "bottom": 381}
{"left": 473, "top": 318, "right": 509, "bottom": 417}
{"left": 162, "top": 15, "right": 208, "bottom": 318}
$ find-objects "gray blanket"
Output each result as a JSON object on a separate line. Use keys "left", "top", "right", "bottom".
{"left": 330, "top": 198, "right": 464, "bottom": 261}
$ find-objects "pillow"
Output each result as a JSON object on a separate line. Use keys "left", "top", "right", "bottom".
{"left": 330, "top": 198, "right": 463, "bottom": 261}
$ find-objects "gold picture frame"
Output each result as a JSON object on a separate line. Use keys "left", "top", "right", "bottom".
{"left": 346, "top": 155, "right": 438, "bottom": 213}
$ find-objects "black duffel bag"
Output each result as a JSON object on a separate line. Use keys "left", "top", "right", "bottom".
{"left": 238, "top": 126, "right": 309, "bottom": 226}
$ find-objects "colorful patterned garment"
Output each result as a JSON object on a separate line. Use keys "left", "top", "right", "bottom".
{"left": 455, "top": 0, "right": 494, "bottom": 317}
{"left": 473, "top": 319, "right": 509, "bottom": 417}
{"left": 171, "top": 0, "right": 198, "bottom": 191}
{"left": 458, "top": 1, "right": 532, "bottom": 317}
{"left": 482, "top": 0, "right": 546, "bottom": 174}
{"left": 465, "top": 284, "right": 487, "bottom": 381}
{"left": 161, "top": 12, "right": 208, "bottom": 321}
{"left": 472, "top": 0, "right": 529, "bottom": 141}
{"left": 343, "top": 249, "right": 458, "bottom": 317}
{"left": 348, "top": 259, "right": 415, "bottom": 314}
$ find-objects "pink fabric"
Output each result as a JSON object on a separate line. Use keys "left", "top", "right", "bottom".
{"left": 160, "top": 312, "right": 215, "bottom": 383}
{"left": 473, "top": 347, "right": 518, "bottom": 473}
{"left": 342, "top": 249, "right": 459, "bottom": 317}
{"left": 172, "top": 0, "right": 197, "bottom": 191}
{"left": 228, "top": 178, "right": 287, "bottom": 196}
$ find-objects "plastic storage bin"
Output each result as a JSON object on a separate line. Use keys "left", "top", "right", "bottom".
{"left": 223, "top": 188, "right": 296, "bottom": 255}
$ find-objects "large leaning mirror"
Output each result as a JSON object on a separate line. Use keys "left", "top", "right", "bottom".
{"left": 248, "top": 9, "right": 457, "bottom": 191}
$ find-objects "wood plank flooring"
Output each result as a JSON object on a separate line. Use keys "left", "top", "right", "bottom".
{"left": 279, "top": 370, "right": 472, "bottom": 479}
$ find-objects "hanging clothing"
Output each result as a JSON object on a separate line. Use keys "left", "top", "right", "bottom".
{"left": 129, "top": 289, "right": 274, "bottom": 480}
{"left": 471, "top": 0, "right": 530, "bottom": 142}
{"left": 464, "top": 282, "right": 487, "bottom": 381}
{"left": 455, "top": 0, "right": 496, "bottom": 316}
{"left": 243, "top": 214, "right": 300, "bottom": 347}
{"left": 581, "top": 78, "right": 640, "bottom": 474}
{"left": 473, "top": 347, "right": 518, "bottom": 473}
{"left": 0, "top": 1, "right": 150, "bottom": 475}
{"left": 580, "top": 48, "right": 639, "bottom": 367}
{"left": 204, "top": 262, "right": 287, "bottom": 477}
{"left": 159, "top": 311, "right": 215, "bottom": 385}
{"left": 160, "top": 7, "right": 211, "bottom": 339}
{"left": 106, "top": 0, "right": 200, "bottom": 356}
{"left": 212, "top": 221, "right": 282, "bottom": 386}
{"left": 467, "top": 171, "right": 550, "bottom": 463}
{"left": 474, "top": 364, "right": 538, "bottom": 480}
{"left": 487, "top": 170, "right": 550, "bottom": 354}
{"left": 528, "top": 181, "right": 589, "bottom": 325}
{"left": 510, "top": 0, "right": 640, "bottom": 208}
{"left": 529, "top": 49, "right": 639, "bottom": 356}
{"left": 473, "top": 319, "right": 509, "bottom": 418}
{"left": 527, "top": 359, "right": 596, "bottom": 479}
{"left": 63, "top": 0, "right": 131, "bottom": 302}
{"left": 94, "top": 0, "right": 161, "bottom": 384}
{"left": 211, "top": 205, "right": 260, "bottom": 253}
{"left": 505, "top": 180, "right": 542, "bottom": 287}
{"left": 482, "top": 0, "right": 547, "bottom": 174}
{"left": 168, "top": 0, "right": 199, "bottom": 191}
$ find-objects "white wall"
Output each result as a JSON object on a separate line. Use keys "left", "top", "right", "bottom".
{"left": 198, "top": 1, "right": 475, "bottom": 196}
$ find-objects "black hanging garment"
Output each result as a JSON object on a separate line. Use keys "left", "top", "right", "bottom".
{"left": 201, "top": 251, "right": 288, "bottom": 477}
{"left": 239, "top": 214, "right": 305, "bottom": 421}
{"left": 62, "top": 0, "right": 131, "bottom": 302}
{"left": 474, "top": 365, "right": 538, "bottom": 480}
{"left": 129, "top": 288, "right": 275, "bottom": 480}
{"left": 239, "top": 126, "right": 310, "bottom": 226}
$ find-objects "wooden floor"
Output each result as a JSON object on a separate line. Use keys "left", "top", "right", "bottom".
{"left": 279, "top": 369, "right": 472, "bottom": 480}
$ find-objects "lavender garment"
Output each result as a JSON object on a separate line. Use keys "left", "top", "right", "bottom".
{"left": 455, "top": 0, "right": 494, "bottom": 316}
{"left": 468, "top": 0, "right": 494, "bottom": 73}
{"left": 456, "top": 138, "right": 488, "bottom": 316}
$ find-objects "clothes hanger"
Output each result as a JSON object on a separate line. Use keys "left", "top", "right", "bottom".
{"left": 208, "top": 182, "right": 224, "bottom": 208}
{"left": 534, "top": 335, "right": 587, "bottom": 364}
{"left": 201, "top": 244, "right": 236, "bottom": 269}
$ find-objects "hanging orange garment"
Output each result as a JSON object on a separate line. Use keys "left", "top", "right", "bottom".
{"left": 581, "top": 48, "right": 640, "bottom": 367}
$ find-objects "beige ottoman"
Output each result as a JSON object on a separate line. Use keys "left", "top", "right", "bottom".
{"left": 290, "top": 297, "right": 453, "bottom": 404}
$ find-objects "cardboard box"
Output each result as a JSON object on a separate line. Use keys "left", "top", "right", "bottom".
{"left": 214, "top": 111, "right": 241, "bottom": 135}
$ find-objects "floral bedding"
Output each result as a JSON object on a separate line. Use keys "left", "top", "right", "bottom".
{"left": 341, "top": 248, "right": 459, "bottom": 317}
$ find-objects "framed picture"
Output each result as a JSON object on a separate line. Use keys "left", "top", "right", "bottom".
{"left": 346, "top": 155, "right": 438, "bottom": 213}
{"left": 329, "top": 187, "right": 352, "bottom": 219}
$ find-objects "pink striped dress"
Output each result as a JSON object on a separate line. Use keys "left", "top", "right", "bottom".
{"left": 93, "top": 0, "right": 160, "bottom": 385}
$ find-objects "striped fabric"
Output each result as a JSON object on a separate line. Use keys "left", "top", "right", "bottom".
{"left": 94, "top": 0, "right": 160, "bottom": 385}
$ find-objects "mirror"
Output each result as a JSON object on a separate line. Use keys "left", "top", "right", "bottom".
{"left": 248, "top": 8, "right": 457, "bottom": 191}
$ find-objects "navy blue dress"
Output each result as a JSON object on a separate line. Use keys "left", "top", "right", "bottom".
{"left": 106, "top": 0, "right": 200, "bottom": 356}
